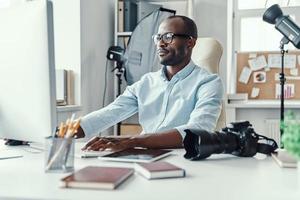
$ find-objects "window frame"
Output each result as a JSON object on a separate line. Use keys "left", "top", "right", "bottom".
{"left": 233, "top": 0, "right": 300, "bottom": 52}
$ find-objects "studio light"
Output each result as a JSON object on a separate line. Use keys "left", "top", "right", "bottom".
{"left": 263, "top": 4, "right": 300, "bottom": 48}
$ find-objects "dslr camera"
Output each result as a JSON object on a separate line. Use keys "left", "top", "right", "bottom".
{"left": 183, "top": 121, "right": 278, "bottom": 160}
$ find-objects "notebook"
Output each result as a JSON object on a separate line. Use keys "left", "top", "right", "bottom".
{"left": 99, "top": 148, "right": 172, "bottom": 163}
{"left": 135, "top": 161, "right": 185, "bottom": 179}
{"left": 271, "top": 149, "right": 298, "bottom": 168}
{"left": 61, "top": 166, "right": 134, "bottom": 190}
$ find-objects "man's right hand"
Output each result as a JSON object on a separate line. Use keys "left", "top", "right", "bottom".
{"left": 81, "top": 136, "right": 137, "bottom": 152}
{"left": 73, "top": 126, "right": 85, "bottom": 138}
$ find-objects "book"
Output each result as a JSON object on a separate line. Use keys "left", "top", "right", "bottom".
{"left": 135, "top": 161, "right": 185, "bottom": 179}
{"left": 61, "top": 166, "right": 134, "bottom": 190}
{"left": 66, "top": 70, "right": 75, "bottom": 105}
{"left": 56, "top": 69, "right": 67, "bottom": 106}
{"left": 271, "top": 149, "right": 298, "bottom": 168}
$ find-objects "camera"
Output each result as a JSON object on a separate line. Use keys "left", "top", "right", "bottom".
{"left": 183, "top": 121, "right": 278, "bottom": 160}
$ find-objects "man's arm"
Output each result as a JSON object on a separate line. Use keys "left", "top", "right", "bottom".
{"left": 134, "top": 129, "right": 183, "bottom": 149}
{"left": 81, "top": 129, "right": 183, "bottom": 151}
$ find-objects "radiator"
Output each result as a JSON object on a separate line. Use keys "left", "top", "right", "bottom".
{"left": 264, "top": 119, "right": 281, "bottom": 145}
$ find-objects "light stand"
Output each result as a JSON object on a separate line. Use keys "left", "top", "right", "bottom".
{"left": 106, "top": 46, "right": 126, "bottom": 136}
{"left": 111, "top": 61, "right": 125, "bottom": 136}
{"left": 262, "top": 4, "right": 300, "bottom": 167}
{"left": 279, "top": 36, "right": 289, "bottom": 143}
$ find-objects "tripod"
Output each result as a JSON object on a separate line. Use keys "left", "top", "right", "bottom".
{"left": 112, "top": 61, "right": 125, "bottom": 136}
{"left": 279, "top": 36, "right": 289, "bottom": 146}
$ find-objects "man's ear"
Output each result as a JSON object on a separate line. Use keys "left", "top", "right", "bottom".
{"left": 187, "top": 38, "right": 197, "bottom": 49}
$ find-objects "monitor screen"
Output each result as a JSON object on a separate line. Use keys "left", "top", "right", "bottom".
{"left": 0, "top": 0, "right": 57, "bottom": 143}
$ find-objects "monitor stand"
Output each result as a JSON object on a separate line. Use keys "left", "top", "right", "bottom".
{"left": 4, "top": 139, "right": 29, "bottom": 146}
{"left": 272, "top": 149, "right": 298, "bottom": 168}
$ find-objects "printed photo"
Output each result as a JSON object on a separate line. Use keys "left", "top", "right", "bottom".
{"left": 253, "top": 71, "right": 266, "bottom": 83}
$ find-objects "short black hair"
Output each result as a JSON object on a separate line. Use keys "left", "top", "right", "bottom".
{"left": 166, "top": 15, "right": 198, "bottom": 38}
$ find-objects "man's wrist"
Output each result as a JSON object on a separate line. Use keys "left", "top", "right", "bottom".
{"left": 131, "top": 136, "right": 145, "bottom": 148}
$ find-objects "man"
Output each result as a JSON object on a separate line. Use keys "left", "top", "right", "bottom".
{"left": 78, "top": 15, "right": 224, "bottom": 151}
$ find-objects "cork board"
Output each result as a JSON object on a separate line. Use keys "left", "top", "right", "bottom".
{"left": 236, "top": 51, "right": 300, "bottom": 99}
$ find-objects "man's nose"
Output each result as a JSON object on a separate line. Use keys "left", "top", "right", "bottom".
{"left": 157, "top": 39, "right": 166, "bottom": 48}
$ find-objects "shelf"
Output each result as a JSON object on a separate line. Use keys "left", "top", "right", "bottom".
{"left": 56, "top": 105, "right": 82, "bottom": 112}
{"left": 226, "top": 100, "right": 300, "bottom": 108}
{"left": 117, "top": 32, "right": 132, "bottom": 36}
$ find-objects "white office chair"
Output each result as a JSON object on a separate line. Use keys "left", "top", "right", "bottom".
{"left": 191, "top": 37, "right": 226, "bottom": 131}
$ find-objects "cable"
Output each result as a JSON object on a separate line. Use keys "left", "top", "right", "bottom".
{"left": 102, "top": 59, "right": 109, "bottom": 107}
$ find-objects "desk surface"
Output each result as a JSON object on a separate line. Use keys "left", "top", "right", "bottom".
{"left": 0, "top": 141, "right": 299, "bottom": 200}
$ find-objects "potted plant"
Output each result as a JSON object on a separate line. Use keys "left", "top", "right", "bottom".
{"left": 282, "top": 111, "right": 300, "bottom": 160}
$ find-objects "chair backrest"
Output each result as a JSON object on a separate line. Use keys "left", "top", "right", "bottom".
{"left": 191, "top": 37, "right": 226, "bottom": 131}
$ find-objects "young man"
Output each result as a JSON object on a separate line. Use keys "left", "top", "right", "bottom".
{"left": 79, "top": 15, "right": 224, "bottom": 151}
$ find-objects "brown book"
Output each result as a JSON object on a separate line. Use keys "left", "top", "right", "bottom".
{"left": 66, "top": 70, "right": 74, "bottom": 105}
{"left": 135, "top": 161, "right": 185, "bottom": 179}
{"left": 61, "top": 166, "right": 134, "bottom": 190}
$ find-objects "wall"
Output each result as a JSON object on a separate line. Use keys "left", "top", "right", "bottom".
{"left": 52, "top": 0, "right": 81, "bottom": 106}
{"left": 52, "top": 0, "right": 115, "bottom": 135}
{"left": 80, "top": 0, "right": 114, "bottom": 115}
{"left": 194, "top": 0, "right": 228, "bottom": 90}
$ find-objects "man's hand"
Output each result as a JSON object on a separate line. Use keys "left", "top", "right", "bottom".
{"left": 81, "top": 136, "right": 137, "bottom": 152}
{"left": 73, "top": 126, "right": 85, "bottom": 138}
{"left": 81, "top": 129, "right": 183, "bottom": 152}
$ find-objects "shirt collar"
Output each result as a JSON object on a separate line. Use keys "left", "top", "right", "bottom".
{"left": 160, "top": 60, "right": 196, "bottom": 81}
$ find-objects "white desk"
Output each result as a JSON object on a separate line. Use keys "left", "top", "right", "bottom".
{"left": 0, "top": 142, "right": 299, "bottom": 200}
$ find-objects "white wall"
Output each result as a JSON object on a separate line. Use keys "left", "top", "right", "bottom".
{"left": 194, "top": 0, "right": 228, "bottom": 90}
{"left": 52, "top": 0, "right": 81, "bottom": 106}
{"left": 80, "top": 0, "right": 114, "bottom": 115}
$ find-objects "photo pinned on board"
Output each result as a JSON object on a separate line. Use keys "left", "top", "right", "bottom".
{"left": 253, "top": 71, "right": 266, "bottom": 83}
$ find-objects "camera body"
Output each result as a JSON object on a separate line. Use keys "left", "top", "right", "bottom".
{"left": 183, "top": 121, "right": 277, "bottom": 160}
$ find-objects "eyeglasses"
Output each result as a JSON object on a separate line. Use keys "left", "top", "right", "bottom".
{"left": 152, "top": 32, "right": 192, "bottom": 44}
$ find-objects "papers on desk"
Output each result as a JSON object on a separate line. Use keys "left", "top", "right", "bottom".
{"left": 0, "top": 149, "right": 23, "bottom": 160}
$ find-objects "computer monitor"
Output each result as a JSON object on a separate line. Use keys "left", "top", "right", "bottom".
{"left": 0, "top": 0, "right": 57, "bottom": 143}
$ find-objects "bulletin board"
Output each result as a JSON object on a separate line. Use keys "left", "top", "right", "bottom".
{"left": 236, "top": 51, "right": 300, "bottom": 100}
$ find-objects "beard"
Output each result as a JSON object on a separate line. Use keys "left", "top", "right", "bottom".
{"left": 159, "top": 45, "right": 186, "bottom": 66}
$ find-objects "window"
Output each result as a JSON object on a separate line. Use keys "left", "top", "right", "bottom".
{"left": 233, "top": 0, "right": 300, "bottom": 52}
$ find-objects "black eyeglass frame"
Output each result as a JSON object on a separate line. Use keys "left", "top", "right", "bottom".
{"left": 152, "top": 32, "right": 193, "bottom": 44}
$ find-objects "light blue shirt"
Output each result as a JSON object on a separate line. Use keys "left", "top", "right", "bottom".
{"left": 81, "top": 60, "right": 224, "bottom": 140}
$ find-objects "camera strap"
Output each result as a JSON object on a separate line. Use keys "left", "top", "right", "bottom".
{"left": 255, "top": 133, "right": 278, "bottom": 155}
